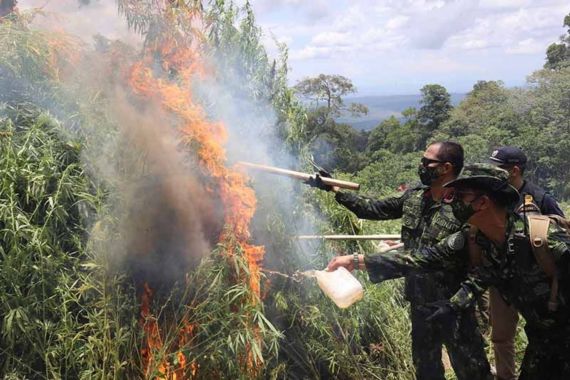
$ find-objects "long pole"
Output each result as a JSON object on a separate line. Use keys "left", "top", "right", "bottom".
{"left": 237, "top": 161, "right": 360, "bottom": 191}
{"left": 297, "top": 234, "right": 401, "bottom": 240}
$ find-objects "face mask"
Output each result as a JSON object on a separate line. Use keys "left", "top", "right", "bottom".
{"left": 418, "top": 165, "right": 440, "bottom": 186}
{"left": 451, "top": 199, "right": 477, "bottom": 223}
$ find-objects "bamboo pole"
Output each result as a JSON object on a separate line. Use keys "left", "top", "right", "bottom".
{"left": 237, "top": 161, "right": 360, "bottom": 191}
{"left": 296, "top": 234, "right": 401, "bottom": 240}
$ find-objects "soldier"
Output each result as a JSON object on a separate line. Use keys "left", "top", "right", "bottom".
{"left": 488, "top": 147, "right": 565, "bottom": 380}
{"left": 307, "top": 142, "right": 491, "bottom": 380}
{"left": 328, "top": 164, "right": 570, "bottom": 379}
{"left": 489, "top": 146, "right": 564, "bottom": 217}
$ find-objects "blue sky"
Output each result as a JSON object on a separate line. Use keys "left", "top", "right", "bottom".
{"left": 250, "top": 0, "right": 570, "bottom": 95}
{"left": 19, "top": 0, "right": 570, "bottom": 96}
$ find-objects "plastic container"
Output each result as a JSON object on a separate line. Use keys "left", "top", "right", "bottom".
{"left": 315, "top": 267, "right": 364, "bottom": 308}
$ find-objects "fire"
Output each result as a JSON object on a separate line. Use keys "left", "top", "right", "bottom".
{"left": 140, "top": 283, "right": 167, "bottom": 378}
{"left": 129, "top": 7, "right": 265, "bottom": 379}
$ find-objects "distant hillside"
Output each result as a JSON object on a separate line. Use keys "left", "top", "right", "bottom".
{"left": 337, "top": 93, "right": 466, "bottom": 131}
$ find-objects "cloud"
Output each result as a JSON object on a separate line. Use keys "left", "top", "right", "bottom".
{"left": 403, "top": 54, "right": 479, "bottom": 73}
{"left": 251, "top": 0, "right": 330, "bottom": 20}
{"left": 248, "top": 0, "right": 570, "bottom": 91}
{"left": 291, "top": 46, "right": 350, "bottom": 60}
{"left": 506, "top": 38, "right": 547, "bottom": 55}
{"left": 311, "top": 31, "right": 352, "bottom": 47}
{"left": 385, "top": 15, "right": 409, "bottom": 30}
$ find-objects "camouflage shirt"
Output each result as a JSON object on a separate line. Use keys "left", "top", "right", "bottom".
{"left": 365, "top": 213, "right": 570, "bottom": 330}
{"left": 335, "top": 187, "right": 465, "bottom": 303}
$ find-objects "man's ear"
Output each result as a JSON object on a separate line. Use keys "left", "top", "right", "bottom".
{"left": 441, "top": 162, "right": 453, "bottom": 175}
{"left": 512, "top": 165, "right": 522, "bottom": 177}
{"left": 476, "top": 195, "right": 491, "bottom": 211}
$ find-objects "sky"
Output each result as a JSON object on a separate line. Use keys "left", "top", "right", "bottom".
{"left": 18, "top": 0, "right": 570, "bottom": 96}
{"left": 250, "top": 0, "right": 570, "bottom": 95}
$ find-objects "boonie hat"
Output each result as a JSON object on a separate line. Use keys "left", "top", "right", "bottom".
{"left": 444, "top": 163, "right": 520, "bottom": 206}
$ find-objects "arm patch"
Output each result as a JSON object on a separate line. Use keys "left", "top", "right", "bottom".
{"left": 447, "top": 231, "right": 466, "bottom": 251}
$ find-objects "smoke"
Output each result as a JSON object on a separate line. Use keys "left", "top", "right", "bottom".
{"left": 8, "top": 1, "right": 321, "bottom": 290}
{"left": 192, "top": 59, "right": 322, "bottom": 272}
{"left": 104, "top": 93, "right": 225, "bottom": 289}
{"left": 21, "top": 0, "right": 141, "bottom": 46}
{"left": 43, "top": 38, "right": 227, "bottom": 289}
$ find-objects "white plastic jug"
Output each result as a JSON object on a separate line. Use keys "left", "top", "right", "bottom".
{"left": 315, "top": 267, "right": 364, "bottom": 308}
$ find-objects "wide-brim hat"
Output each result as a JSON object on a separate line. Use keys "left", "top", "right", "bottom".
{"left": 443, "top": 163, "right": 520, "bottom": 206}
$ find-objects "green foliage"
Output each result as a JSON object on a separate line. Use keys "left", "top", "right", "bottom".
{"left": 513, "top": 67, "right": 570, "bottom": 197}
{"left": 416, "top": 84, "right": 453, "bottom": 149}
{"left": 292, "top": 74, "right": 370, "bottom": 172}
{"left": 2, "top": 4, "right": 570, "bottom": 380}
{"left": 367, "top": 111, "right": 419, "bottom": 155}
{"left": 0, "top": 104, "right": 139, "bottom": 379}
{"left": 544, "top": 12, "right": 570, "bottom": 70}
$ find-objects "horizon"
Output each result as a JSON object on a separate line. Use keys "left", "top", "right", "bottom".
{"left": 250, "top": 0, "right": 570, "bottom": 96}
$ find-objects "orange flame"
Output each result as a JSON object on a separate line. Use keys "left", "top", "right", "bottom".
{"left": 140, "top": 283, "right": 168, "bottom": 378}
{"left": 130, "top": 11, "right": 265, "bottom": 378}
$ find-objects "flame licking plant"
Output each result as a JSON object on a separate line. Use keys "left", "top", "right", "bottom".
{"left": 116, "top": 2, "right": 267, "bottom": 377}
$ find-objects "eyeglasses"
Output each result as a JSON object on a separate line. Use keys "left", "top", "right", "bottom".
{"left": 421, "top": 157, "right": 446, "bottom": 167}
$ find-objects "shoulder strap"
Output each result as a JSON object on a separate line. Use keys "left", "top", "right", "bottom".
{"left": 527, "top": 215, "right": 558, "bottom": 311}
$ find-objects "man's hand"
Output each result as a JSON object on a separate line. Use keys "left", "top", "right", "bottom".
{"left": 423, "top": 300, "right": 457, "bottom": 325}
{"left": 327, "top": 255, "right": 356, "bottom": 272}
{"left": 305, "top": 170, "right": 339, "bottom": 192}
{"left": 384, "top": 240, "right": 400, "bottom": 247}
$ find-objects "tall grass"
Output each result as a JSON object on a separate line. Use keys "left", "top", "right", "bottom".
{"left": 0, "top": 104, "right": 140, "bottom": 379}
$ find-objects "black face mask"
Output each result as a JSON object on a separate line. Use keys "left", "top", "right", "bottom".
{"left": 418, "top": 165, "right": 440, "bottom": 186}
{"left": 451, "top": 199, "right": 477, "bottom": 223}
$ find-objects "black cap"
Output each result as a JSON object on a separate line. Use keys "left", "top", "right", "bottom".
{"left": 489, "top": 146, "right": 527, "bottom": 166}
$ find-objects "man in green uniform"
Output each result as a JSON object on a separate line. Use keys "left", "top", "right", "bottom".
{"left": 328, "top": 164, "right": 570, "bottom": 379}
{"left": 488, "top": 146, "right": 566, "bottom": 380}
{"left": 307, "top": 142, "right": 491, "bottom": 380}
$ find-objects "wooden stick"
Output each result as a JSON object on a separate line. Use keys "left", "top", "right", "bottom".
{"left": 297, "top": 234, "right": 401, "bottom": 240}
{"left": 237, "top": 161, "right": 360, "bottom": 191}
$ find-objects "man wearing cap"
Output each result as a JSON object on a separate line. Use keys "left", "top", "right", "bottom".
{"left": 489, "top": 146, "right": 565, "bottom": 380}
{"left": 307, "top": 142, "right": 492, "bottom": 380}
{"left": 489, "top": 146, "right": 564, "bottom": 217}
{"left": 328, "top": 164, "right": 570, "bottom": 379}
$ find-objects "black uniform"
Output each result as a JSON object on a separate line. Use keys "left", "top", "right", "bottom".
{"left": 517, "top": 180, "right": 565, "bottom": 217}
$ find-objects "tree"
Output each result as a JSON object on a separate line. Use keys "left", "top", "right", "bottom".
{"left": 516, "top": 67, "right": 570, "bottom": 197}
{"left": 544, "top": 12, "right": 570, "bottom": 70}
{"left": 435, "top": 80, "right": 518, "bottom": 144}
{"left": 0, "top": 0, "right": 17, "bottom": 18}
{"left": 293, "top": 74, "right": 368, "bottom": 119}
{"left": 416, "top": 84, "right": 452, "bottom": 148}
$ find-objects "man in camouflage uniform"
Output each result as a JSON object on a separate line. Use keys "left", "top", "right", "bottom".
{"left": 488, "top": 147, "right": 566, "bottom": 380}
{"left": 328, "top": 164, "right": 570, "bottom": 379}
{"left": 308, "top": 142, "right": 491, "bottom": 380}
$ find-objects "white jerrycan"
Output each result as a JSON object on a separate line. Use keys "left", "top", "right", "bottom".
{"left": 315, "top": 267, "right": 364, "bottom": 308}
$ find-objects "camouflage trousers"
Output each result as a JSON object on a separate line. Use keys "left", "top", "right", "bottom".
{"left": 519, "top": 326, "right": 570, "bottom": 380}
{"left": 411, "top": 305, "right": 492, "bottom": 380}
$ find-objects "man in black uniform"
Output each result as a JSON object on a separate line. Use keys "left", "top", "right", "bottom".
{"left": 307, "top": 141, "right": 491, "bottom": 380}
{"left": 487, "top": 146, "right": 565, "bottom": 380}
{"left": 489, "top": 146, "right": 564, "bottom": 217}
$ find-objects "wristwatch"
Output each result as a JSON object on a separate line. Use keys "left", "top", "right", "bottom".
{"left": 353, "top": 253, "right": 360, "bottom": 270}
